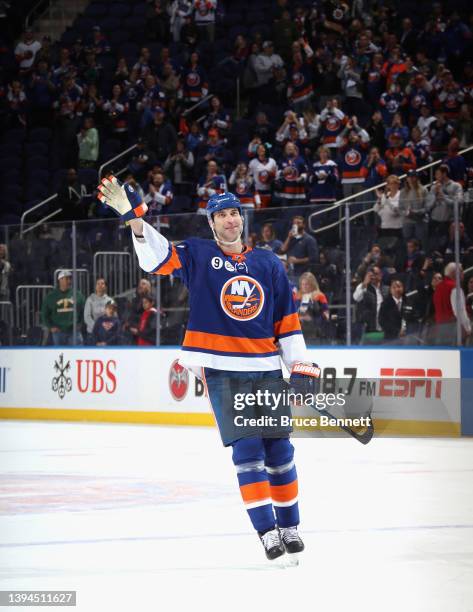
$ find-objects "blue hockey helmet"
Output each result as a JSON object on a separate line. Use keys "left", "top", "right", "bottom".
{"left": 206, "top": 192, "right": 242, "bottom": 222}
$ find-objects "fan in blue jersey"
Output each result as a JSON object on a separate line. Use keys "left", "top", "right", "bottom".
{"left": 97, "top": 177, "right": 321, "bottom": 562}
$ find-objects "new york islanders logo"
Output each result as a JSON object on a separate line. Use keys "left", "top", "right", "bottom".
{"left": 187, "top": 71, "right": 201, "bottom": 87}
{"left": 220, "top": 275, "right": 265, "bottom": 321}
{"left": 292, "top": 72, "right": 304, "bottom": 87}
{"left": 345, "top": 149, "right": 362, "bottom": 166}
{"left": 326, "top": 117, "right": 341, "bottom": 132}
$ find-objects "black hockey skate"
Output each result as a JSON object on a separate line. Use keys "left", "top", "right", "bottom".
{"left": 279, "top": 526, "right": 305, "bottom": 554}
{"left": 259, "top": 527, "right": 285, "bottom": 560}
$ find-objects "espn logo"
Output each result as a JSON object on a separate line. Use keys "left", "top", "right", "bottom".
{"left": 379, "top": 368, "right": 442, "bottom": 399}
{"left": 0, "top": 367, "right": 8, "bottom": 393}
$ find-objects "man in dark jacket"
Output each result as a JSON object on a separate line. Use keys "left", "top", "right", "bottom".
{"left": 353, "top": 265, "right": 389, "bottom": 340}
{"left": 379, "top": 279, "right": 406, "bottom": 342}
{"left": 143, "top": 107, "right": 177, "bottom": 163}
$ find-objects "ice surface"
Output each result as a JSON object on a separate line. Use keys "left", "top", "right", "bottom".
{"left": 1, "top": 421, "right": 472, "bottom": 612}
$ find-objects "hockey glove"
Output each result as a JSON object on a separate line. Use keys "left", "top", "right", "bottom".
{"left": 289, "top": 362, "right": 321, "bottom": 400}
{"left": 97, "top": 175, "right": 148, "bottom": 222}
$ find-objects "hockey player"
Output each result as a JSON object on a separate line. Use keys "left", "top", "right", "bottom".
{"left": 97, "top": 177, "right": 320, "bottom": 561}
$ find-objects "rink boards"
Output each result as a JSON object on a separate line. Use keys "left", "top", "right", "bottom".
{"left": 0, "top": 347, "right": 472, "bottom": 436}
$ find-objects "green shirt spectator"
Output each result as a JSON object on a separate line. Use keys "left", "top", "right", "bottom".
{"left": 77, "top": 117, "right": 99, "bottom": 167}
{"left": 41, "top": 270, "right": 85, "bottom": 345}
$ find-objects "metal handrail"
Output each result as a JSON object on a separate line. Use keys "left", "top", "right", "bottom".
{"left": 20, "top": 194, "right": 58, "bottom": 235}
{"left": 313, "top": 205, "right": 375, "bottom": 235}
{"left": 98, "top": 144, "right": 138, "bottom": 180}
{"left": 21, "top": 208, "right": 62, "bottom": 236}
{"left": 182, "top": 93, "right": 213, "bottom": 117}
{"left": 25, "top": 0, "right": 50, "bottom": 28}
{"left": 308, "top": 144, "right": 473, "bottom": 232}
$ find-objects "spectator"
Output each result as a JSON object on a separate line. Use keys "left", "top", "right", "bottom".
{"left": 443, "top": 138, "right": 467, "bottom": 186}
{"left": 169, "top": 0, "right": 193, "bottom": 43}
{"left": 418, "top": 271, "right": 443, "bottom": 345}
{"left": 361, "top": 146, "right": 388, "bottom": 190}
{"left": 416, "top": 104, "right": 436, "bottom": 140}
{"left": 402, "top": 239, "right": 426, "bottom": 292}
{"left": 336, "top": 117, "right": 370, "bottom": 200}
{"left": 274, "top": 141, "right": 307, "bottom": 208}
{"left": 185, "top": 120, "right": 204, "bottom": 153}
{"left": 41, "top": 270, "right": 85, "bottom": 345}
{"left": 14, "top": 28, "right": 42, "bottom": 75}
{"left": 58, "top": 168, "right": 88, "bottom": 221}
{"left": 77, "top": 116, "right": 99, "bottom": 168}
{"left": 0, "top": 244, "right": 12, "bottom": 301}
{"left": 400, "top": 170, "right": 428, "bottom": 245}
{"left": 253, "top": 40, "right": 284, "bottom": 89}
{"left": 379, "top": 279, "right": 406, "bottom": 343}
{"left": 433, "top": 262, "right": 471, "bottom": 345}
{"left": 147, "top": 0, "right": 170, "bottom": 43}
{"left": 367, "top": 110, "right": 386, "bottom": 152}
{"left": 444, "top": 222, "right": 473, "bottom": 262}
{"left": 353, "top": 265, "right": 389, "bottom": 341}
{"left": 128, "top": 138, "right": 158, "bottom": 181}
{"left": 193, "top": 0, "right": 217, "bottom": 43}
{"left": 164, "top": 139, "right": 194, "bottom": 196}
{"left": 374, "top": 175, "right": 403, "bottom": 240}
{"left": 337, "top": 56, "right": 364, "bottom": 119}
{"left": 84, "top": 278, "right": 110, "bottom": 340}
{"left": 405, "top": 126, "right": 431, "bottom": 168}
{"left": 456, "top": 105, "right": 473, "bottom": 149}
{"left": 196, "top": 160, "right": 227, "bottom": 211}
{"left": 248, "top": 144, "right": 277, "bottom": 208}
{"left": 179, "top": 51, "right": 208, "bottom": 105}
{"left": 228, "top": 163, "right": 259, "bottom": 209}
{"left": 384, "top": 132, "right": 417, "bottom": 175}
{"left": 92, "top": 300, "right": 121, "bottom": 346}
{"left": 144, "top": 107, "right": 177, "bottom": 163}
{"left": 426, "top": 165, "right": 464, "bottom": 251}
{"left": 123, "top": 279, "right": 153, "bottom": 337}
{"left": 130, "top": 295, "right": 158, "bottom": 346}
{"left": 102, "top": 84, "right": 129, "bottom": 143}
{"left": 88, "top": 25, "right": 110, "bottom": 56}
{"left": 195, "top": 128, "right": 225, "bottom": 173}
{"left": 257, "top": 223, "right": 282, "bottom": 253}
{"left": 319, "top": 98, "right": 347, "bottom": 150}
{"left": 272, "top": 9, "right": 298, "bottom": 62}
{"left": 279, "top": 215, "right": 319, "bottom": 279}
{"left": 202, "top": 95, "right": 230, "bottom": 135}
{"left": 145, "top": 170, "right": 174, "bottom": 215}
{"left": 295, "top": 271, "right": 329, "bottom": 344}
{"left": 308, "top": 146, "right": 339, "bottom": 205}
{"left": 287, "top": 38, "right": 315, "bottom": 113}
{"left": 6, "top": 80, "right": 28, "bottom": 128}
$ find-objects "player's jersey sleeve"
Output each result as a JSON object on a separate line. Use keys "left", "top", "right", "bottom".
{"left": 272, "top": 257, "right": 310, "bottom": 370}
{"left": 131, "top": 220, "right": 192, "bottom": 285}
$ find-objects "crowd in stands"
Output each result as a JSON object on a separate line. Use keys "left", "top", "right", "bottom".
{"left": 0, "top": 0, "right": 473, "bottom": 346}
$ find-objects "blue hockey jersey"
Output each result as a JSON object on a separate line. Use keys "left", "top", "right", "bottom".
{"left": 132, "top": 223, "right": 309, "bottom": 372}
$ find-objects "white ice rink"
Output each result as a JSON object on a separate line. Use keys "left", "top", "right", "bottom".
{"left": 1, "top": 421, "right": 473, "bottom": 612}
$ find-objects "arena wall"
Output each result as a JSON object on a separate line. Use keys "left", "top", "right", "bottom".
{"left": 0, "top": 347, "right": 471, "bottom": 437}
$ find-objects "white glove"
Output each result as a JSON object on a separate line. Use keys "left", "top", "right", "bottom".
{"left": 97, "top": 175, "right": 148, "bottom": 220}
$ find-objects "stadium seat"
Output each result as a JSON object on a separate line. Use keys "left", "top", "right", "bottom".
{"left": 27, "top": 169, "right": 50, "bottom": 184}
{"left": 74, "top": 16, "right": 97, "bottom": 34}
{"left": 119, "top": 42, "right": 140, "bottom": 59}
{"left": 25, "top": 184, "right": 49, "bottom": 201}
{"left": 1, "top": 129, "right": 26, "bottom": 145}
{"left": 131, "top": 3, "right": 147, "bottom": 17}
{"left": 109, "top": 30, "right": 131, "bottom": 46}
{"left": 84, "top": 3, "right": 108, "bottom": 18}
{"left": 28, "top": 127, "right": 52, "bottom": 143}
{"left": 100, "top": 16, "right": 121, "bottom": 32}
{"left": 0, "top": 143, "right": 22, "bottom": 158}
{"left": 25, "top": 156, "right": 48, "bottom": 170}
{"left": 113, "top": 3, "right": 131, "bottom": 18}
{"left": 24, "top": 142, "right": 49, "bottom": 158}
{"left": 1, "top": 157, "right": 22, "bottom": 172}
